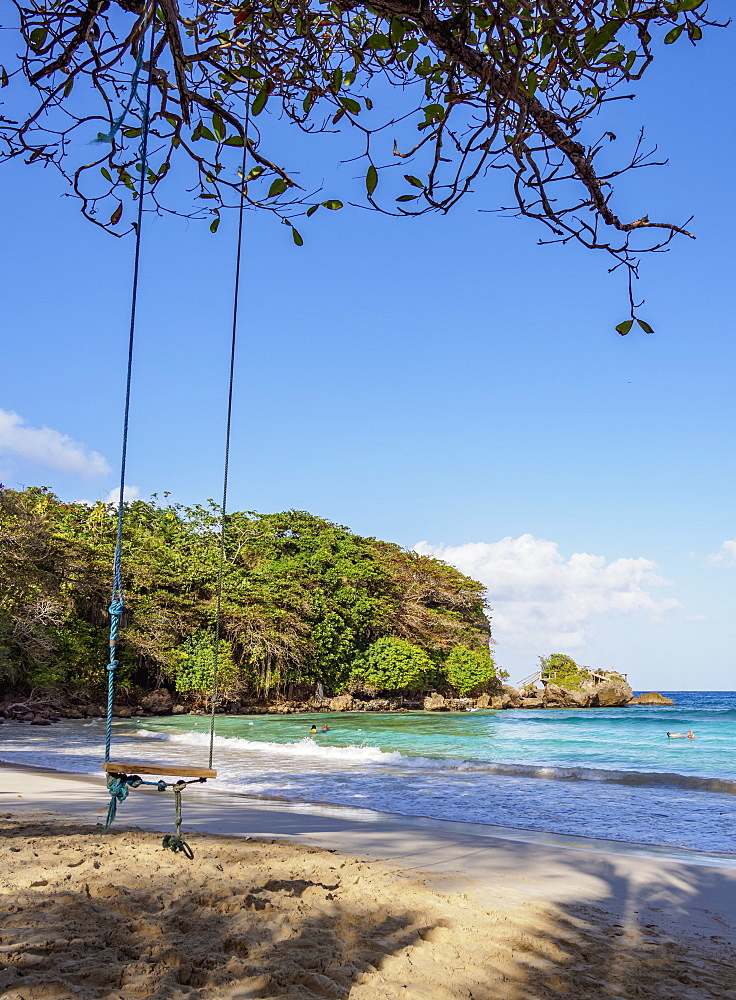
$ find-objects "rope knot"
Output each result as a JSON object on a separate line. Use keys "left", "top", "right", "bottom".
{"left": 109, "top": 600, "right": 124, "bottom": 617}
{"left": 162, "top": 834, "right": 194, "bottom": 860}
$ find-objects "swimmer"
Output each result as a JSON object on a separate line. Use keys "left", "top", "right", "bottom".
{"left": 666, "top": 732, "right": 685, "bottom": 738}
{"left": 321, "top": 724, "right": 330, "bottom": 732}
{"left": 309, "top": 725, "right": 318, "bottom": 734}
{"left": 686, "top": 730, "right": 696, "bottom": 739}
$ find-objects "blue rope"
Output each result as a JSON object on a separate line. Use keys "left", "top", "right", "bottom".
{"left": 104, "top": 773, "right": 167, "bottom": 830}
{"left": 93, "top": 42, "right": 146, "bottom": 146}
{"left": 104, "top": 4, "right": 158, "bottom": 764}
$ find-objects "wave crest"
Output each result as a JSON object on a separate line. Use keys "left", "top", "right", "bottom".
{"left": 135, "top": 729, "right": 736, "bottom": 795}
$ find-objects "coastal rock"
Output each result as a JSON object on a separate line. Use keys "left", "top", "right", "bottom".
{"left": 172, "top": 704, "right": 186, "bottom": 714}
{"left": 328, "top": 694, "right": 354, "bottom": 712}
{"left": 475, "top": 693, "right": 491, "bottom": 709}
{"left": 365, "top": 699, "right": 391, "bottom": 711}
{"left": 629, "top": 691, "right": 674, "bottom": 706}
{"left": 141, "top": 689, "right": 174, "bottom": 715}
{"left": 423, "top": 694, "right": 447, "bottom": 711}
{"left": 502, "top": 686, "right": 522, "bottom": 708}
{"left": 520, "top": 697, "right": 543, "bottom": 709}
{"left": 563, "top": 689, "right": 594, "bottom": 708}
{"left": 542, "top": 683, "right": 567, "bottom": 706}
{"left": 113, "top": 706, "right": 132, "bottom": 718}
{"left": 592, "top": 678, "right": 633, "bottom": 707}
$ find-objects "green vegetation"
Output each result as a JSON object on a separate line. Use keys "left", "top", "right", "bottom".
{"left": 443, "top": 645, "right": 499, "bottom": 696}
{"left": 347, "top": 637, "right": 436, "bottom": 694}
{"left": 538, "top": 653, "right": 590, "bottom": 690}
{"left": 0, "top": 486, "right": 492, "bottom": 701}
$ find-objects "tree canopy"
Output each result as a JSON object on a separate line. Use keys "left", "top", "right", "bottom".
{"left": 0, "top": 485, "right": 492, "bottom": 698}
{"left": 1, "top": 1, "right": 725, "bottom": 325}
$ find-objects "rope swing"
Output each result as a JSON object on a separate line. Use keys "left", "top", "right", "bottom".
{"left": 102, "top": 1, "right": 255, "bottom": 859}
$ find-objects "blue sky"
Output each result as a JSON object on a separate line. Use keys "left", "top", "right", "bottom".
{"left": 1, "top": 22, "right": 734, "bottom": 688}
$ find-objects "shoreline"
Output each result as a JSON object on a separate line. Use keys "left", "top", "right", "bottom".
{"left": 3, "top": 758, "right": 735, "bottom": 868}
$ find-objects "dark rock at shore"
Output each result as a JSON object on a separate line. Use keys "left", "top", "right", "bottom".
{"left": 141, "top": 689, "right": 174, "bottom": 715}
{"left": 628, "top": 691, "right": 674, "bottom": 706}
{"left": 0, "top": 671, "right": 644, "bottom": 722}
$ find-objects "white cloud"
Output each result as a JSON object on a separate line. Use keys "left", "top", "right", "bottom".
{"left": 105, "top": 485, "right": 141, "bottom": 504}
{"left": 414, "top": 534, "right": 681, "bottom": 653}
{"left": 0, "top": 408, "right": 110, "bottom": 478}
{"left": 705, "top": 540, "right": 736, "bottom": 567}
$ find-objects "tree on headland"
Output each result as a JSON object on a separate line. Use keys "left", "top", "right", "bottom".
{"left": 0, "top": 486, "right": 492, "bottom": 700}
{"left": 1, "top": 1, "right": 725, "bottom": 327}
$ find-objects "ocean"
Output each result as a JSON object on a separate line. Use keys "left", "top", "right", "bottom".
{"left": 2, "top": 692, "right": 735, "bottom": 854}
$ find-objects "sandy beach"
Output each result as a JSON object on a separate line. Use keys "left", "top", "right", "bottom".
{"left": 2, "top": 765, "right": 735, "bottom": 1000}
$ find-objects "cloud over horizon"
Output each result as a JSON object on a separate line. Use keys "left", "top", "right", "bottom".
{"left": 705, "top": 540, "right": 736, "bottom": 568}
{"left": 0, "top": 408, "right": 110, "bottom": 479}
{"left": 414, "top": 534, "right": 681, "bottom": 657}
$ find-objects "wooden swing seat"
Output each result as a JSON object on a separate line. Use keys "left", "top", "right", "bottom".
{"left": 103, "top": 761, "right": 217, "bottom": 779}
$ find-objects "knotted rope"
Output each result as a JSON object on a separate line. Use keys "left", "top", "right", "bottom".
{"left": 161, "top": 783, "right": 194, "bottom": 859}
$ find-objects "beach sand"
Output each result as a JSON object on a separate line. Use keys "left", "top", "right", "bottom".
{"left": 2, "top": 766, "right": 735, "bottom": 999}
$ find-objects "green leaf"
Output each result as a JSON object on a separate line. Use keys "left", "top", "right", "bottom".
{"left": 100, "top": 167, "right": 112, "bottom": 182}
{"left": 390, "top": 19, "right": 406, "bottom": 44}
{"left": 29, "top": 27, "right": 47, "bottom": 51}
{"left": 341, "top": 97, "right": 361, "bottom": 114}
{"left": 306, "top": 204, "right": 320, "bottom": 217}
{"left": 267, "top": 177, "right": 288, "bottom": 198}
{"left": 212, "top": 114, "right": 226, "bottom": 140}
{"left": 332, "top": 67, "right": 343, "bottom": 92}
{"left": 63, "top": 76, "right": 74, "bottom": 97}
{"left": 123, "top": 128, "right": 142, "bottom": 138}
{"left": 0, "top": 66, "right": 8, "bottom": 88}
{"left": 664, "top": 24, "right": 683, "bottom": 44}
{"left": 291, "top": 225, "right": 304, "bottom": 247}
{"left": 404, "top": 175, "right": 423, "bottom": 188}
{"left": 366, "top": 164, "right": 378, "bottom": 197}
{"left": 210, "top": 216, "right": 220, "bottom": 233}
{"left": 615, "top": 319, "right": 633, "bottom": 336}
{"left": 251, "top": 82, "right": 272, "bottom": 116}
{"left": 223, "top": 135, "right": 244, "bottom": 146}
{"left": 368, "top": 33, "right": 391, "bottom": 50}
{"left": 110, "top": 203, "right": 123, "bottom": 226}
{"left": 636, "top": 318, "right": 654, "bottom": 334}
{"left": 246, "top": 165, "right": 264, "bottom": 181}
{"left": 321, "top": 199, "right": 343, "bottom": 210}
{"left": 396, "top": 194, "right": 418, "bottom": 202}
{"left": 687, "top": 22, "right": 703, "bottom": 40}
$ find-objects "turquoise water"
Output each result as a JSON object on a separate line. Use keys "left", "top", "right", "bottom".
{"left": 2, "top": 692, "right": 735, "bottom": 852}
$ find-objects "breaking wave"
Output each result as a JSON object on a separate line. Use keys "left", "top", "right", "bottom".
{"left": 136, "top": 729, "right": 736, "bottom": 796}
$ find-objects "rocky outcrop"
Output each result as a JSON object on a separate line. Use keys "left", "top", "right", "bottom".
{"left": 591, "top": 678, "right": 633, "bottom": 707}
{"left": 564, "top": 688, "right": 594, "bottom": 708}
{"left": 141, "top": 689, "right": 174, "bottom": 715}
{"left": 423, "top": 694, "right": 447, "bottom": 711}
{"left": 628, "top": 691, "right": 674, "bottom": 706}
{"left": 328, "top": 694, "right": 355, "bottom": 712}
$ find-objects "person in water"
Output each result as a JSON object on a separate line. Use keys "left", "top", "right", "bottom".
{"left": 321, "top": 724, "right": 329, "bottom": 732}
{"left": 666, "top": 732, "right": 685, "bottom": 738}
{"left": 686, "top": 730, "right": 696, "bottom": 739}
{"left": 309, "top": 725, "right": 318, "bottom": 734}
